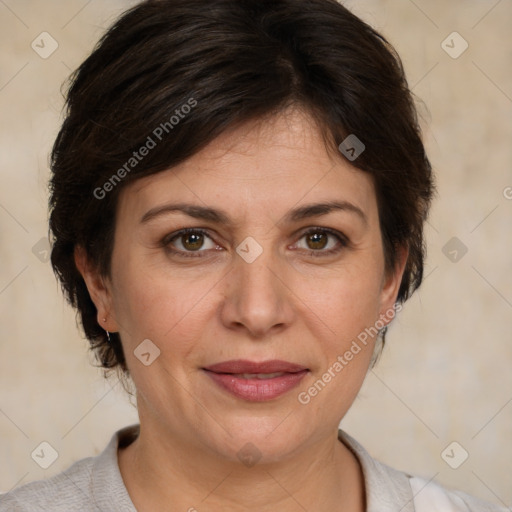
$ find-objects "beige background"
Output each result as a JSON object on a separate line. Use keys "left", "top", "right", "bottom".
{"left": 1, "top": 0, "right": 511, "bottom": 507}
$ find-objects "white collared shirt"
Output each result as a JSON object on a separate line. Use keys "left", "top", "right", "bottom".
{"left": 0, "top": 425, "right": 507, "bottom": 511}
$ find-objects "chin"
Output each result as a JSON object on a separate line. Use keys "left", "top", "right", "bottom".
{"left": 199, "top": 412, "right": 314, "bottom": 465}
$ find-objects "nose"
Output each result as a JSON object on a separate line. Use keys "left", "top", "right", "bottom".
{"left": 219, "top": 242, "right": 295, "bottom": 339}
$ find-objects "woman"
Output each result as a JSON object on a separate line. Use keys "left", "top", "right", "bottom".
{"left": 1, "top": 0, "right": 506, "bottom": 510}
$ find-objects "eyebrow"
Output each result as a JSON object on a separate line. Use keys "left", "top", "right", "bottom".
{"left": 140, "top": 200, "right": 367, "bottom": 226}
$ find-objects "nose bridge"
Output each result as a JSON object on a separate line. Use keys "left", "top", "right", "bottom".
{"left": 235, "top": 234, "right": 283, "bottom": 304}
{"left": 221, "top": 234, "right": 293, "bottom": 336}
{"left": 238, "top": 245, "right": 279, "bottom": 293}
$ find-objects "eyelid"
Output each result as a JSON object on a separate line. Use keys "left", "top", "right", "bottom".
{"left": 162, "top": 226, "right": 349, "bottom": 258}
{"left": 294, "top": 226, "right": 348, "bottom": 243}
{"left": 160, "top": 228, "right": 219, "bottom": 253}
{"left": 292, "top": 226, "right": 349, "bottom": 255}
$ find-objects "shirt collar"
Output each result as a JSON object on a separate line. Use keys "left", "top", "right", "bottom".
{"left": 91, "top": 425, "right": 415, "bottom": 511}
{"left": 338, "top": 429, "right": 415, "bottom": 512}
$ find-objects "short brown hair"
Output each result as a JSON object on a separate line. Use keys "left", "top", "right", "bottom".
{"left": 49, "top": 0, "right": 434, "bottom": 374}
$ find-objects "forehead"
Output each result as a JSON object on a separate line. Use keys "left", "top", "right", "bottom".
{"left": 118, "top": 109, "right": 377, "bottom": 224}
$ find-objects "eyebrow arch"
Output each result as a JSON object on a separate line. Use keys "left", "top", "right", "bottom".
{"left": 140, "top": 200, "right": 367, "bottom": 226}
{"left": 283, "top": 200, "right": 367, "bottom": 226}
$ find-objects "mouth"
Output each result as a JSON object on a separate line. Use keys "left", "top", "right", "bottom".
{"left": 202, "top": 359, "right": 309, "bottom": 402}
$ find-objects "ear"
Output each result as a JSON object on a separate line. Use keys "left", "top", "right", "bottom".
{"left": 377, "top": 244, "right": 408, "bottom": 324}
{"left": 74, "top": 245, "right": 119, "bottom": 333}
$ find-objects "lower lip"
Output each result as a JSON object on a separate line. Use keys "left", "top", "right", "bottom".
{"left": 204, "top": 370, "right": 308, "bottom": 402}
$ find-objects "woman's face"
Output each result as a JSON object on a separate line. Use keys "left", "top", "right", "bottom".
{"left": 80, "top": 108, "right": 406, "bottom": 462}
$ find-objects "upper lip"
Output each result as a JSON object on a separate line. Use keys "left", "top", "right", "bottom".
{"left": 203, "top": 359, "right": 308, "bottom": 374}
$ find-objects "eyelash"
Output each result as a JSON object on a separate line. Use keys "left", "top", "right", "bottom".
{"left": 161, "top": 227, "right": 349, "bottom": 259}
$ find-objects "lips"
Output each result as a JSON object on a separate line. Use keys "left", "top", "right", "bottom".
{"left": 203, "top": 359, "right": 309, "bottom": 402}
{"left": 204, "top": 359, "right": 308, "bottom": 374}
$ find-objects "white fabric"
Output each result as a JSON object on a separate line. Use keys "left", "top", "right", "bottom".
{"left": 409, "top": 476, "right": 508, "bottom": 512}
{"left": 0, "top": 425, "right": 507, "bottom": 511}
{"left": 411, "top": 476, "right": 471, "bottom": 511}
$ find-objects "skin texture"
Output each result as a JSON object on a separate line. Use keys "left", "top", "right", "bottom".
{"left": 75, "top": 107, "right": 407, "bottom": 511}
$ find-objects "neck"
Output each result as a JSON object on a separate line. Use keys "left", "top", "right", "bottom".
{"left": 118, "top": 422, "right": 365, "bottom": 512}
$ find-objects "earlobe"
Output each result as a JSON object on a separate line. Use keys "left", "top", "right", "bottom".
{"left": 74, "top": 245, "right": 117, "bottom": 331}
{"left": 379, "top": 245, "right": 408, "bottom": 322}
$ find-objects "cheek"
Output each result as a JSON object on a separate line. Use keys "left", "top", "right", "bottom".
{"left": 295, "top": 268, "right": 381, "bottom": 411}
{"left": 110, "top": 255, "right": 216, "bottom": 354}
{"left": 293, "top": 260, "right": 384, "bottom": 341}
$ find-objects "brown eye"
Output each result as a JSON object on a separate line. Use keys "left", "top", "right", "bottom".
{"left": 181, "top": 232, "right": 205, "bottom": 251}
{"left": 164, "top": 228, "right": 217, "bottom": 256}
{"left": 295, "top": 228, "right": 348, "bottom": 257}
{"left": 305, "top": 231, "right": 329, "bottom": 250}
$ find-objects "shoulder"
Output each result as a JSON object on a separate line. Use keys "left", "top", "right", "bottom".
{"left": 0, "top": 425, "right": 139, "bottom": 512}
{"left": 409, "top": 476, "right": 509, "bottom": 512}
{"left": 338, "top": 430, "right": 508, "bottom": 512}
{"left": 0, "top": 455, "right": 96, "bottom": 512}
